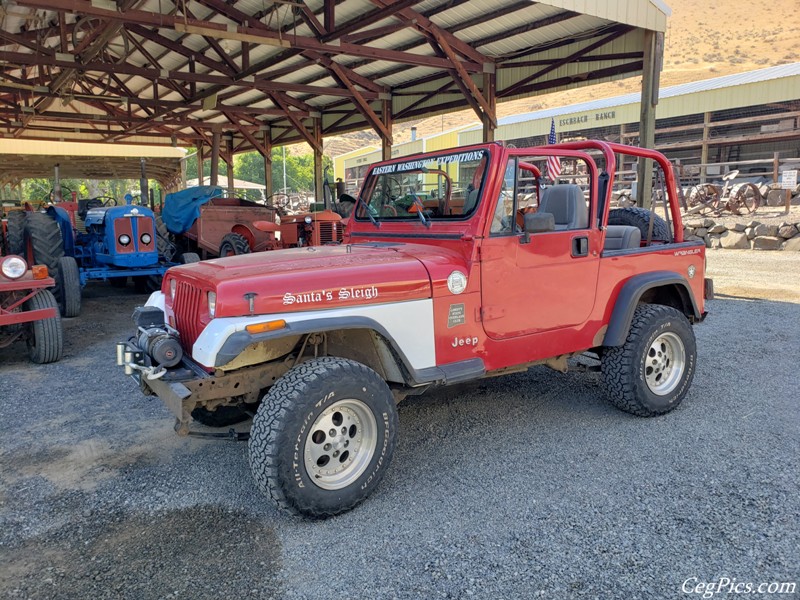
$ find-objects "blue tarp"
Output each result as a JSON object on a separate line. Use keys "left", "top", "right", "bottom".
{"left": 162, "top": 186, "right": 224, "bottom": 234}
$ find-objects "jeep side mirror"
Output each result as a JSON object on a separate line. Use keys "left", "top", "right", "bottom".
{"left": 522, "top": 212, "right": 555, "bottom": 243}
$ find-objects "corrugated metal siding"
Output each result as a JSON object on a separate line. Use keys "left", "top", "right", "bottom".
{"left": 459, "top": 64, "right": 800, "bottom": 145}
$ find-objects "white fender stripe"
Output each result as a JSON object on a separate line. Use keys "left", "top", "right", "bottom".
{"left": 191, "top": 299, "right": 436, "bottom": 370}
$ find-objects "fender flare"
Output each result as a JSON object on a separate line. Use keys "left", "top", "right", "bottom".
{"left": 602, "top": 271, "right": 700, "bottom": 347}
{"left": 214, "top": 314, "right": 485, "bottom": 386}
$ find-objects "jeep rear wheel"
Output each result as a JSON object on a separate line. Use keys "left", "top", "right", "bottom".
{"left": 601, "top": 304, "right": 696, "bottom": 417}
{"left": 25, "top": 289, "right": 63, "bottom": 364}
{"left": 249, "top": 357, "right": 398, "bottom": 518}
{"left": 218, "top": 233, "right": 250, "bottom": 257}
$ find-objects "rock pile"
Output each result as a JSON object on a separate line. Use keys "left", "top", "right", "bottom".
{"left": 682, "top": 218, "right": 800, "bottom": 251}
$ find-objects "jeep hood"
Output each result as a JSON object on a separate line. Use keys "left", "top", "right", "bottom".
{"left": 168, "top": 243, "right": 436, "bottom": 317}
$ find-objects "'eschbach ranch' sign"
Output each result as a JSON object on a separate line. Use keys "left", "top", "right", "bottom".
{"left": 559, "top": 111, "right": 617, "bottom": 127}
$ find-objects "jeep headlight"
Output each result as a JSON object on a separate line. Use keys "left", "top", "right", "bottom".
{"left": 1, "top": 256, "right": 27, "bottom": 279}
{"left": 169, "top": 278, "right": 176, "bottom": 300}
{"left": 119, "top": 234, "right": 131, "bottom": 246}
{"left": 207, "top": 291, "right": 216, "bottom": 318}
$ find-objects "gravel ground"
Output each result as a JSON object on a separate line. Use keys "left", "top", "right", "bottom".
{"left": 1, "top": 254, "right": 798, "bottom": 599}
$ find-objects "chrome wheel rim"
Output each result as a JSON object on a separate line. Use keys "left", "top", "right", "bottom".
{"left": 304, "top": 398, "right": 377, "bottom": 490}
{"left": 644, "top": 332, "right": 685, "bottom": 395}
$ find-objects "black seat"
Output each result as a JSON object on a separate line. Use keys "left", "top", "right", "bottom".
{"left": 538, "top": 184, "right": 588, "bottom": 230}
{"left": 604, "top": 225, "right": 641, "bottom": 251}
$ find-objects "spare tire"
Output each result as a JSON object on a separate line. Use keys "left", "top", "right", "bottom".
{"left": 608, "top": 206, "right": 671, "bottom": 243}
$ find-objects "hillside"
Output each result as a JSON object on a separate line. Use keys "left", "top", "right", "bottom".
{"left": 324, "top": 0, "right": 800, "bottom": 156}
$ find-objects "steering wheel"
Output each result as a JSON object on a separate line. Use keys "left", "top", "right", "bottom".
{"left": 267, "top": 193, "right": 291, "bottom": 209}
{"left": 98, "top": 196, "right": 118, "bottom": 207}
{"left": 386, "top": 177, "right": 402, "bottom": 200}
{"left": 46, "top": 185, "right": 74, "bottom": 202}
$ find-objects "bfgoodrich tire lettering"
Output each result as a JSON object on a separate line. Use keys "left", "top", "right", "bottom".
{"left": 601, "top": 304, "right": 696, "bottom": 417}
{"left": 248, "top": 356, "right": 398, "bottom": 518}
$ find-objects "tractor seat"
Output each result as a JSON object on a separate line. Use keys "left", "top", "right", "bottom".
{"left": 538, "top": 184, "right": 588, "bottom": 230}
{"left": 603, "top": 225, "right": 641, "bottom": 251}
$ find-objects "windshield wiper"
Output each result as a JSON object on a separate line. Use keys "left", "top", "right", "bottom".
{"left": 356, "top": 195, "right": 381, "bottom": 228}
{"left": 408, "top": 188, "right": 431, "bottom": 228}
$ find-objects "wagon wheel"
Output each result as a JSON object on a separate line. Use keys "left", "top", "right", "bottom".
{"left": 686, "top": 184, "right": 721, "bottom": 216}
{"left": 726, "top": 183, "right": 761, "bottom": 215}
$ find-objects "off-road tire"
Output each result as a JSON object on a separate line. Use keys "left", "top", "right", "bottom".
{"left": 249, "top": 357, "right": 398, "bottom": 518}
{"left": 180, "top": 252, "right": 200, "bottom": 264}
{"left": 218, "top": 233, "right": 250, "bottom": 257}
{"left": 25, "top": 289, "right": 63, "bottom": 364}
{"left": 608, "top": 206, "right": 671, "bottom": 243}
{"left": 601, "top": 304, "right": 696, "bottom": 417}
{"left": 191, "top": 404, "right": 251, "bottom": 427}
{"left": 6, "top": 211, "right": 25, "bottom": 256}
{"left": 25, "top": 212, "right": 65, "bottom": 307}
{"left": 56, "top": 256, "right": 81, "bottom": 317}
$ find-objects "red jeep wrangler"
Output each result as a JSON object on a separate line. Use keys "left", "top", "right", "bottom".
{"left": 117, "top": 141, "right": 711, "bottom": 518}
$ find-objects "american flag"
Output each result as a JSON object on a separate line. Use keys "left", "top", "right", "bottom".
{"left": 546, "top": 118, "right": 562, "bottom": 180}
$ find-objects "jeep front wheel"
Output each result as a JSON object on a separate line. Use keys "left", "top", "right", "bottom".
{"left": 601, "top": 304, "right": 696, "bottom": 417}
{"left": 249, "top": 357, "right": 398, "bottom": 518}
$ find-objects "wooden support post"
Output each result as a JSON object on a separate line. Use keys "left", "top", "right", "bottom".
{"left": 636, "top": 30, "right": 662, "bottom": 208}
{"left": 381, "top": 99, "right": 392, "bottom": 161}
{"left": 313, "top": 119, "right": 324, "bottom": 206}
{"left": 197, "top": 142, "right": 205, "bottom": 185}
{"left": 700, "top": 112, "right": 710, "bottom": 184}
{"left": 226, "top": 135, "right": 235, "bottom": 195}
{"left": 210, "top": 130, "right": 220, "bottom": 186}
{"left": 482, "top": 70, "right": 496, "bottom": 143}
{"left": 263, "top": 128, "right": 273, "bottom": 199}
{"left": 773, "top": 151, "right": 780, "bottom": 183}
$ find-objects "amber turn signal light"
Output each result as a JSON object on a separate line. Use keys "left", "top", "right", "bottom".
{"left": 245, "top": 319, "right": 286, "bottom": 334}
{"left": 31, "top": 265, "right": 49, "bottom": 279}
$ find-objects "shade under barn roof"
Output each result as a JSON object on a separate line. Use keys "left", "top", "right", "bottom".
{"left": 0, "top": 0, "right": 668, "bottom": 154}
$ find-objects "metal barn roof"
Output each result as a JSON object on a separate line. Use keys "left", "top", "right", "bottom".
{"left": 0, "top": 0, "right": 668, "bottom": 153}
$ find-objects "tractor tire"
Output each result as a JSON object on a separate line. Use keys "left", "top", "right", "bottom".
{"left": 180, "top": 252, "right": 200, "bottom": 264}
{"left": 25, "top": 289, "right": 63, "bottom": 364}
{"left": 154, "top": 216, "right": 175, "bottom": 262}
{"left": 249, "top": 357, "right": 398, "bottom": 518}
{"left": 218, "top": 233, "right": 250, "bottom": 257}
{"left": 56, "top": 256, "right": 82, "bottom": 317}
{"left": 6, "top": 211, "right": 25, "bottom": 256}
{"left": 601, "top": 304, "right": 696, "bottom": 417}
{"left": 608, "top": 207, "right": 671, "bottom": 243}
{"left": 25, "top": 212, "right": 65, "bottom": 307}
{"left": 133, "top": 275, "right": 162, "bottom": 294}
{"left": 191, "top": 405, "right": 252, "bottom": 428}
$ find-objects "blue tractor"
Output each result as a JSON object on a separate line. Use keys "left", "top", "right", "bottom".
{"left": 11, "top": 195, "right": 194, "bottom": 318}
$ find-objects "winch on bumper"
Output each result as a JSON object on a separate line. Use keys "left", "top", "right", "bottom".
{"left": 116, "top": 306, "right": 288, "bottom": 434}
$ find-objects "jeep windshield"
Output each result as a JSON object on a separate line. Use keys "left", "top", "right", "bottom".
{"left": 355, "top": 148, "right": 490, "bottom": 222}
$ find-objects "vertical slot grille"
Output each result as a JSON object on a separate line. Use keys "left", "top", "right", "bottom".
{"left": 173, "top": 281, "right": 204, "bottom": 350}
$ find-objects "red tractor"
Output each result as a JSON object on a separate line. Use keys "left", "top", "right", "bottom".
{"left": 0, "top": 218, "right": 62, "bottom": 363}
